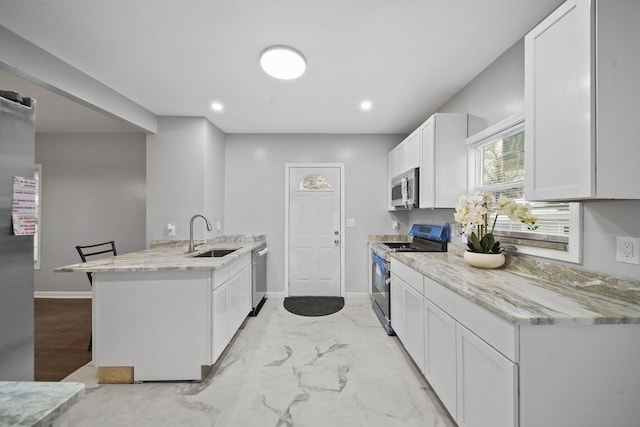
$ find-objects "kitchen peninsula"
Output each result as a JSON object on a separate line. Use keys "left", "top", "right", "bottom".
{"left": 55, "top": 235, "right": 266, "bottom": 383}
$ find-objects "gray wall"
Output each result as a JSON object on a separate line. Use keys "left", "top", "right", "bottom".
{"left": 34, "top": 133, "right": 146, "bottom": 293}
{"left": 146, "top": 117, "right": 225, "bottom": 246}
{"left": 225, "top": 134, "right": 403, "bottom": 295}
{"left": 403, "top": 39, "right": 640, "bottom": 281}
{"left": 400, "top": 40, "right": 529, "bottom": 238}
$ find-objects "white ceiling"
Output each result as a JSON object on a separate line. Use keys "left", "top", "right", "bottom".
{"left": 0, "top": 0, "right": 563, "bottom": 134}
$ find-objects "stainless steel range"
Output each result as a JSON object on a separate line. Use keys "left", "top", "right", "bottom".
{"left": 370, "top": 223, "right": 450, "bottom": 335}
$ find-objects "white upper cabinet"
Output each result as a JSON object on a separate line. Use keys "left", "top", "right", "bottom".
{"left": 388, "top": 113, "right": 467, "bottom": 210}
{"left": 388, "top": 129, "right": 420, "bottom": 210}
{"left": 524, "top": 0, "right": 640, "bottom": 201}
{"left": 388, "top": 129, "right": 420, "bottom": 180}
{"left": 419, "top": 113, "right": 467, "bottom": 208}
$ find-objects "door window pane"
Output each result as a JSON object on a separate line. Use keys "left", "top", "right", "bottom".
{"left": 298, "top": 174, "right": 333, "bottom": 191}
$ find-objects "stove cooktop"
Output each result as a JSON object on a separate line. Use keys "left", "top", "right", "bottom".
{"left": 371, "top": 223, "right": 450, "bottom": 260}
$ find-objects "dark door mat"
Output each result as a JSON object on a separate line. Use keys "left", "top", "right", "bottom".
{"left": 283, "top": 296, "right": 345, "bottom": 317}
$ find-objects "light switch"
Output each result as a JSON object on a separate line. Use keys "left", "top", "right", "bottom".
{"left": 346, "top": 218, "right": 356, "bottom": 228}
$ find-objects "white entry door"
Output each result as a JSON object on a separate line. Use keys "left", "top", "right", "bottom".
{"left": 288, "top": 166, "right": 342, "bottom": 296}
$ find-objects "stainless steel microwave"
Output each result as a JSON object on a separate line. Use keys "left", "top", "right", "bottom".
{"left": 391, "top": 168, "right": 419, "bottom": 208}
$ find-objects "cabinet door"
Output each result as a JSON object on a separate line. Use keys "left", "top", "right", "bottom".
{"left": 390, "top": 273, "right": 405, "bottom": 342}
{"left": 524, "top": 0, "right": 594, "bottom": 201}
{"left": 456, "top": 324, "right": 518, "bottom": 427}
{"left": 419, "top": 117, "right": 436, "bottom": 208}
{"left": 419, "top": 114, "right": 467, "bottom": 208}
{"left": 424, "top": 298, "right": 457, "bottom": 417}
{"left": 404, "top": 283, "right": 424, "bottom": 373}
{"left": 211, "top": 283, "right": 229, "bottom": 364}
{"left": 403, "top": 130, "right": 420, "bottom": 171}
{"left": 228, "top": 264, "right": 251, "bottom": 335}
{"left": 388, "top": 145, "right": 401, "bottom": 182}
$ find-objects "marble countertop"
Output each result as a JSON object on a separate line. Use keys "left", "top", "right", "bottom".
{"left": 391, "top": 246, "right": 640, "bottom": 326}
{"left": 367, "top": 234, "right": 411, "bottom": 243}
{"left": 54, "top": 235, "right": 266, "bottom": 273}
{"left": 0, "top": 381, "right": 84, "bottom": 427}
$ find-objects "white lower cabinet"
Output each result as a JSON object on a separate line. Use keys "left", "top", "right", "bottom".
{"left": 94, "top": 270, "right": 211, "bottom": 382}
{"left": 211, "top": 282, "right": 229, "bottom": 364}
{"left": 392, "top": 258, "right": 640, "bottom": 426}
{"left": 92, "top": 253, "right": 253, "bottom": 381}
{"left": 404, "top": 283, "right": 425, "bottom": 373}
{"left": 390, "top": 272, "right": 405, "bottom": 342}
{"left": 211, "top": 253, "right": 252, "bottom": 364}
{"left": 423, "top": 298, "right": 457, "bottom": 416}
{"left": 392, "top": 258, "right": 518, "bottom": 426}
{"left": 391, "top": 262, "right": 425, "bottom": 372}
{"left": 422, "top": 297, "right": 517, "bottom": 427}
{"left": 228, "top": 263, "right": 252, "bottom": 336}
{"left": 456, "top": 323, "right": 518, "bottom": 427}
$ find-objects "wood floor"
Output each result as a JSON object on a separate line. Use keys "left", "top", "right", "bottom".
{"left": 34, "top": 298, "right": 92, "bottom": 381}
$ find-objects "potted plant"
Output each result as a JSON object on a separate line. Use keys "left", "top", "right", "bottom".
{"left": 454, "top": 191, "right": 537, "bottom": 268}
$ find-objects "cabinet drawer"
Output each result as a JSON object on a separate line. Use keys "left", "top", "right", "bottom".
{"left": 391, "top": 258, "right": 423, "bottom": 295}
{"left": 424, "top": 276, "right": 518, "bottom": 362}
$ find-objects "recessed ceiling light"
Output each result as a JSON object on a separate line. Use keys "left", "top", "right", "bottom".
{"left": 360, "top": 100, "right": 372, "bottom": 111}
{"left": 260, "top": 45, "right": 306, "bottom": 80}
{"left": 211, "top": 102, "right": 223, "bottom": 112}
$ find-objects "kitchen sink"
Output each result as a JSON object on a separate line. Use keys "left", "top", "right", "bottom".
{"left": 193, "top": 248, "right": 238, "bottom": 258}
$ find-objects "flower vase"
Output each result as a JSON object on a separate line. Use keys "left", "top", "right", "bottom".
{"left": 463, "top": 251, "right": 506, "bottom": 269}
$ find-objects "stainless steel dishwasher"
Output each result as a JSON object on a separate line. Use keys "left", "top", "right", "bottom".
{"left": 250, "top": 243, "right": 268, "bottom": 316}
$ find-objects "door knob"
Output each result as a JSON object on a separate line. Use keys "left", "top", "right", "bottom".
{"left": 334, "top": 230, "right": 339, "bottom": 235}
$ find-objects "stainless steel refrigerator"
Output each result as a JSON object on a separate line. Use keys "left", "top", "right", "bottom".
{"left": 0, "top": 90, "right": 36, "bottom": 380}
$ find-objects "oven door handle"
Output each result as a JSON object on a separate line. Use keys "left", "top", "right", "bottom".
{"left": 371, "top": 252, "right": 388, "bottom": 277}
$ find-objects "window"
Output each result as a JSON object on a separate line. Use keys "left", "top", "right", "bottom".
{"left": 34, "top": 164, "right": 42, "bottom": 270}
{"left": 298, "top": 174, "right": 333, "bottom": 191}
{"left": 467, "top": 114, "right": 581, "bottom": 263}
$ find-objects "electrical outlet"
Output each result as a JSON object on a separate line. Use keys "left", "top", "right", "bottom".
{"left": 616, "top": 236, "right": 640, "bottom": 264}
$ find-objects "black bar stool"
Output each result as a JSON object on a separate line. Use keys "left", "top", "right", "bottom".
{"left": 75, "top": 241, "right": 117, "bottom": 351}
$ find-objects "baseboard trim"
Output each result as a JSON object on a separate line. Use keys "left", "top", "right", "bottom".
{"left": 343, "top": 292, "right": 370, "bottom": 299}
{"left": 266, "top": 292, "right": 370, "bottom": 299}
{"left": 265, "top": 292, "right": 286, "bottom": 298}
{"left": 34, "top": 291, "right": 92, "bottom": 299}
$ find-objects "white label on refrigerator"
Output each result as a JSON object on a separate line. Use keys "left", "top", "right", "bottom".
{"left": 12, "top": 176, "right": 37, "bottom": 236}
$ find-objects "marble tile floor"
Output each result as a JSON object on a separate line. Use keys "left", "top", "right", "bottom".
{"left": 63, "top": 297, "right": 456, "bottom": 427}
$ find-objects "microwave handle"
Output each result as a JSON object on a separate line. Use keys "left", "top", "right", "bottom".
{"left": 401, "top": 176, "right": 408, "bottom": 206}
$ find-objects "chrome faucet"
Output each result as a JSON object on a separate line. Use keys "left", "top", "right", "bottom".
{"left": 188, "top": 214, "right": 213, "bottom": 253}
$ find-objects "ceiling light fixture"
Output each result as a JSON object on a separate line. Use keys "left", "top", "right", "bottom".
{"left": 211, "top": 102, "right": 223, "bottom": 112}
{"left": 360, "top": 100, "right": 372, "bottom": 111}
{"left": 260, "top": 45, "right": 306, "bottom": 80}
